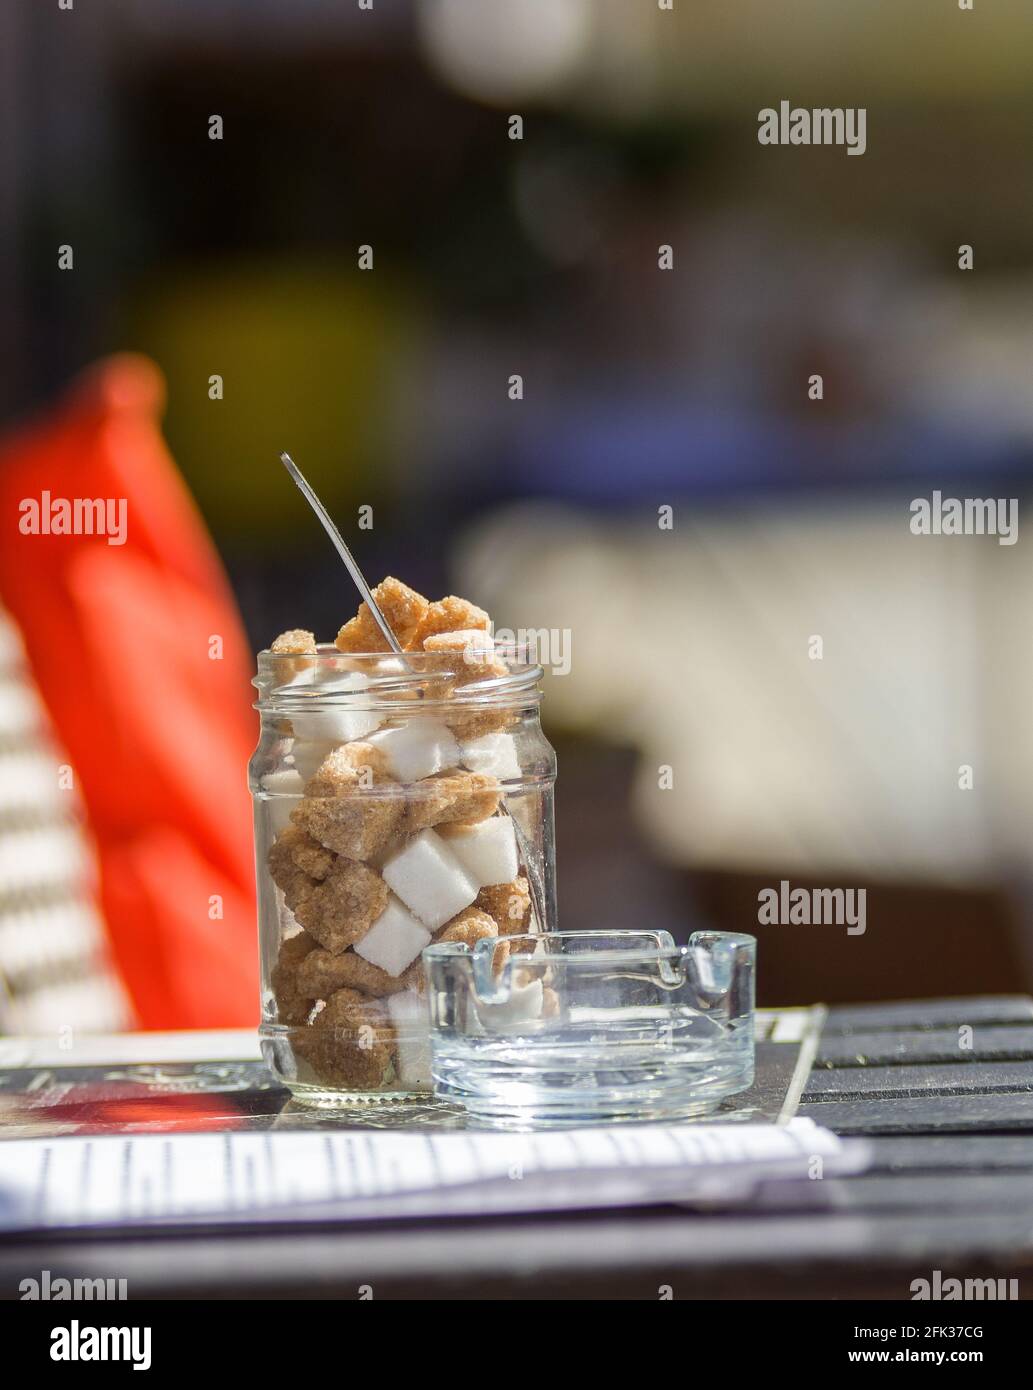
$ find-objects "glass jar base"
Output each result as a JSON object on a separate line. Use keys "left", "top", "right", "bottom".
{"left": 284, "top": 1081, "right": 433, "bottom": 1109}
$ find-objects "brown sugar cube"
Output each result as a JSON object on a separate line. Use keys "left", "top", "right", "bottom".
{"left": 399, "top": 958, "right": 427, "bottom": 995}
{"left": 422, "top": 625, "right": 511, "bottom": 739}
{"left": 303, "top": 741, "right": 393, "bottom": 788}
{"left": 277, "top": 929, "right": 318, "bottom": 970}
{"left": 267, "top": 828, "right": 327, "bottom": 918}
{"left": 304, "top": 1038, "right": 394, "bottom": 1091}
{"left": 295, "top": 988, "right": 397, "bottom": 1090}
{"left": 291, "top": 743, "right": 403, "bottom": 859}
{"left": 402, "top": 779, "right": 454, "bottom": 833}
{"left": 445, "top": 707, "right": 518, "bottom": 740}
{"left": 335, "top": 577, "right": 429, "bottom": 653}
{"left": 268, "top": 824, "right": 335, "bottom": 882}
{"left": 443, "top": 771, "right": 501, "bottom": 823}
{"left": 320, "top": 987, "right": 395, "bottom": 1070}
{"left": 367, "top": 576, "right": 430, "bottom": 648}
{"left": 270, "top": 629, "right": 318, "bottom": 682}
{"left": 292, "top": 859, "right": 389, "bottom": 954}
{"left": 423, "top": 628, "right": 508, "bottom": 681}
{"left": 271, "top": 930, "right": 317, "bottom": 1025}
{"left": 293, "top": 794, "right": 402, "bottom": 860}
{"left": 271, "top": 629, "right": 317, "bottom": 656}
{"left": 422, "top": 631, "right": 506, "bottom": 700}
{"left": 282, "top": 871, "right": 320, "bottom": 919}
{"left": 403, "top": 770, "right": 500, "bottom": 833}
{"left": 290, "top": 833, "right": 335, "bottom": 881}
{"left": 335, "top": 607, "right": 388, "bottom": 654}
{"left": 491, "top": 937, "right": 512, "bottom": 977}
{"left": 412, "top": 595, "right": 491, "bottom": 648}
{"left": 325, "top": 741, "right": 394, "bottom": 787}
{"left": 435, "top": 906, "right": 498, "bottom": 948}
{"left": 292, "top": 788, "right": 401, "bottom": 857}
{"left": 476, "top": 876, "right": 531, "bottom": 933}
{"left": 267, "top": 827, "right": 332, "bottom": 917}
{"left": 435, "top": 908, "right": 510, "bottom": 978}
{"left": 541, "top": 987, "right": 560, "bottom": 1018}
{"left": 296, "top": 946, "right": 407, "bottom": 1000}
{"left": 267, "top": 829, "right": 303, "bottom": 894}
{"left": 476, "top": 876, "right": 532, "bottom": 946}
{"left": 421, "top": 623, "right": 495, "bottom": 658}
{"left": 272, "top": 979, "right": 310, "bottom": 1026}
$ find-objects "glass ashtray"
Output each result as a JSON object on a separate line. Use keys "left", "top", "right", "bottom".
{"left": 424, "top": 929, "right": 756, "bottom": 1128}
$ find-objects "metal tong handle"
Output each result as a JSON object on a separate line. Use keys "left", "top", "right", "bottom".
{"left": 280, "top": 452, "right": 404, "bottom": 655}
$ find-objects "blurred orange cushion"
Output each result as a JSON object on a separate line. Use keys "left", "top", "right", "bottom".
{"left": 0, "top": 355, "right": 258, "bottom": 1028}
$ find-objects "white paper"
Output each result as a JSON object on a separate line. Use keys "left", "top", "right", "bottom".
{"left": 0, "top": 1118, "right": 866, "bottom": 1232}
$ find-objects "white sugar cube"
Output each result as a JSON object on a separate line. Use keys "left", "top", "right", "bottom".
{"left": 290, "top": 739, "right": 335, "bottom": 782}
{"left": 439, "top": 817, "right": 518, "bottom": 887}
{"left": 290, "top": 672, "right": 381, "bottom": 745}
{"left": 382, "top": 830, "right": 479, "bottom": 931}
{"left": 260, "top": 769, "right": 305, "bottom": 835}
{"left": 476, "top": 975, "right": 544, "bottom": 1030}
{"left": 387, "top": 990, "right": 432, "bottom": 1089}
{"left": 355, "top": 894, "right": 431, "bottom": 977}
{"left": 366, "top": 719, "right": 460, "bottom": 784}
{"left": 375, "top": 657, "right": 407, "bottom": 677}
{"left": 261, "top": 769, "right": 305, "bottom": 795}
{"left": 461, "top": 731, "right": 520, "bottom": 782}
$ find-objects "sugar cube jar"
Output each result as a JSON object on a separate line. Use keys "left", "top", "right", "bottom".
{"left": 250, "top": 639, "right": 557, "bottom": 1105}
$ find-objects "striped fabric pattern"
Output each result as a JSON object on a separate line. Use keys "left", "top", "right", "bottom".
{"left": 0, "top": 606, "right": 129, "bottom": 1035}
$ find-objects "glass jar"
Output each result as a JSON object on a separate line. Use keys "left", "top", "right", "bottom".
{"left": 250, "top": 644, "right": 556, "bottom": 1105}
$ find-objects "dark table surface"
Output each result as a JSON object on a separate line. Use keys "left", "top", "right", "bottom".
{"left": 2, "top": 995, "right": 1032, "bottom": 1300}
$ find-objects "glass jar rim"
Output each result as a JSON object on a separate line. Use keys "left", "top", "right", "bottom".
{"left": 256, "top": 642, "right": 538, "bottom": 661}
{"left": 253, "top": 644, "right": 544, "bottom": 712}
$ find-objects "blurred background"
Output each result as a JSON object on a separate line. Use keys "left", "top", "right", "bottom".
{"left": 3, "top": 0, "right": 1033, "bottom": 1031}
